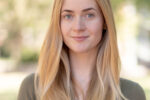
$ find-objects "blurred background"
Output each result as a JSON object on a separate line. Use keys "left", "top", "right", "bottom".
{"left": 0, "top": 0, "right": 150, "bottom": 100}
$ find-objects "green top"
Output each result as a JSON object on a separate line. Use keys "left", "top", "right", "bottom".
{"left": 17, "top": 73, "right": 146, "bottom": 100}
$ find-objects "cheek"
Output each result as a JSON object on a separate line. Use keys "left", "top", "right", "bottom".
{"left": 61, "top": 21, "right": 66, "bottom": 36}
{"left": 87, "top": 18, "right": 104, "bottom": 44}
{"left": 60, "top": 21, "right": 72, "bottom": 46}
{"left": 61, "top": 21, "right": 71, "bottom": 37}
{"left": 88, "top": 18, "right": 103, "bottom": 36}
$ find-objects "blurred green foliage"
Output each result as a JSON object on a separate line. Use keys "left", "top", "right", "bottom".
{"left": 111, "top": 0, "right": 150, "bottom": 11}
{"left": 111, "top": 0, "right": 124, "bottom": 11}
{"left": 134, "top": 0, "right": 150, "bottom": 10}
{"left": 0, "top": 0, "right": 50, "bottom": 62}
{"left": 20, "top": 48, "right": 39, "bottom": 63}
{"left": 0, "top": 46, "right": 10, "bottom": 58}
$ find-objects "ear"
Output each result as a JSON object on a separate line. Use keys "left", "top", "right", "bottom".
{"left": 102, "top": 22, "right": 107, "bottom": 34}
{"left": 103, "top": 22, "right": 107, "bottom": 30}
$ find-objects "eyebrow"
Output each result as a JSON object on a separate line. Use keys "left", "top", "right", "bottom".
{"left": 61, "top": 7, "right": 97, "bottom": 13}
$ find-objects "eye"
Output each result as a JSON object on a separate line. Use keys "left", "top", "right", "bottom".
{"left": 86, "top": 13, "right": 95, "bottom": 18}
{"left": 63, "top": 14, "right": 73, "bottom": 20}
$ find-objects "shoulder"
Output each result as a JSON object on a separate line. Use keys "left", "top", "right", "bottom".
{"left": 17, "top": 73, "right": 36, "bottom": 100}
{"left": 120, "top": 78, "right": 146, "bottom": 100}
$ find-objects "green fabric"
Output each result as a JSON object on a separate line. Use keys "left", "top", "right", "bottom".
{"left": 17, "top": 73, "right": 146, "bottom": 100}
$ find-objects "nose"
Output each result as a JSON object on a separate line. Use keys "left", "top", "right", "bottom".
{"left": 72, "top": 16, "right": 85, "bottom": 32}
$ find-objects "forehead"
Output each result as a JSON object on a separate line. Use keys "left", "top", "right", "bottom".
{"left": 61, "top": 0, "right": 100, "bottom": 11}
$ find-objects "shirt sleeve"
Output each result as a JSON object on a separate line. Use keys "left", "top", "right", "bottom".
{"left": 17, "top": 73, "right": 36, "bottom": 100}
{"left": 120, "top": 78, "right": 146, "bottom": 100}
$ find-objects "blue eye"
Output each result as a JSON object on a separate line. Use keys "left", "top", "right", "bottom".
{"left": 86, "top": 14, "right": 94, "bottom": 18}
{"left": 64, "top": 14, "right": 72, "bottom": 20}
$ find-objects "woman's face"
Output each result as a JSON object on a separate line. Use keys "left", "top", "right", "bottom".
{"left": 60, "top": 0, "right": 104, "bottom": 53}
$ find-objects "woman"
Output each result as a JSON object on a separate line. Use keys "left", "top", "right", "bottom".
{"left": 17, "top": 0, "right": 146, "bottom": 100}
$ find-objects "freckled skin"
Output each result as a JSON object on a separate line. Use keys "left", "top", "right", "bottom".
{"left": 61, "top": 0, "right": 104, "bottom": 53}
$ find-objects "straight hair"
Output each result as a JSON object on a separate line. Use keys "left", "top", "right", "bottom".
{"left": 34, "top": 0, "right": 128, "bottom": 100}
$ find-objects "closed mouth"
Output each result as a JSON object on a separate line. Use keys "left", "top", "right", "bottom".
{"left": 72, "top": 36, "right": 89, "bottom": 38}
{"left": 72, "top": 36, "right": 89, "bottom": 41}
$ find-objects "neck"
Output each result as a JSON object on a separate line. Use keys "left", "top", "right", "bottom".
{"left": 69, "top": 47, "right": 99, "bottom": 96}
{"left": 69, "top": 50, "right": 97, "bottom": 79}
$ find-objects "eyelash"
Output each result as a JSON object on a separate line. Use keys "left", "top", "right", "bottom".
{"left": 62, "top": 13, "right": 95, "bottom": 20}
{"left": 63, "top": 14, "right": 73, "bottom": 20}
{"left": 86, "top": 13, "right": 95, "bottom": 18}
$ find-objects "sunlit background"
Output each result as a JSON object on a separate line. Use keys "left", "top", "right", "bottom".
{"left": 0, "top": 0, "right": 150, "bottom": 100}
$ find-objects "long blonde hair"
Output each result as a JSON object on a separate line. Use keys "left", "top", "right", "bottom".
{"left": 34, "top": 0, "right": 127, "bottom": 100}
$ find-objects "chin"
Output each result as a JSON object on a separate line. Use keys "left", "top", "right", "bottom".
{"left": 69, "top": 47, "right": 90, "bottom": 54}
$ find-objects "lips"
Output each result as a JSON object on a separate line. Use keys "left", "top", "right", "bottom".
{"left": 72, "top": 36, "right": 89, "bottom": 42}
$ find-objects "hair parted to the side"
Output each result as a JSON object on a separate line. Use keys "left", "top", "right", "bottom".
{"left": 34, "top": 0, "right": 128, "bottom": 100}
